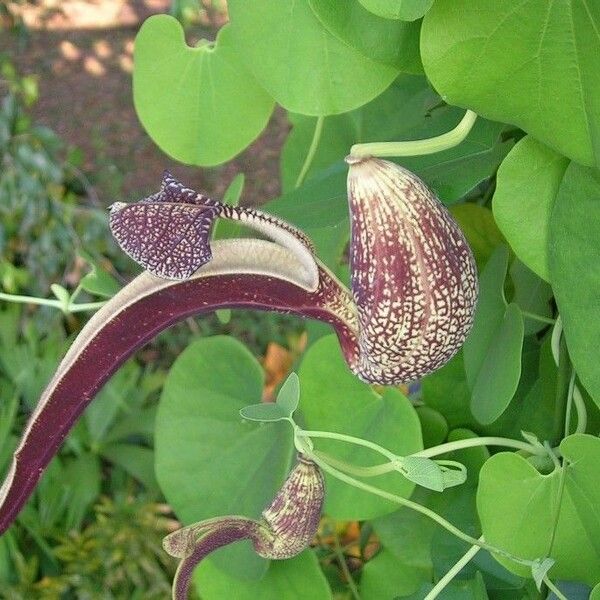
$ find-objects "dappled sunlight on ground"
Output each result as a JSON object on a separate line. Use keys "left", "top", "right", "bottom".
{"left": 1, "top": 0, "right": 287, "bottom": 206}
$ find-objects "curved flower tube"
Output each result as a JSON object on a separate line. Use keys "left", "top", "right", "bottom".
{"left": 163, "top": 455, "right": 324, "bottom": 599}
{"left": 0, "top": 158, "right": 477, "bottom": 535}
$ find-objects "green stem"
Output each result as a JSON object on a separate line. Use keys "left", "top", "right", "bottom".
{"left": 520, "top": 310, "right": 555, "bottom": 325}
{"left": 414, "top": 436, "right": 544, "bottom": 458}
{"left": 295, "top": 116, "right": 325, "bottom": 189}
{"left": 311, "top": 449, "right": 395, "bottom": 477}
{"left": 424, "top": 542, "right": 481, "bottom": 600}
{"left": 572, "top": 385, "right": 588, "bottom": 434}
{"left": 0, "top": 291, "right": 105, "bottom": 314}
{"left": 564, "top": 370, "right": 576, "bottom": 438}
{"left": 68, "top": 301, "right": 106, "bottom": 313}
{"left": 543, "top": 576, "right": 568, "bottom": 600}
{"left": 350, "top": 110, "right": 477, "bottom": 158}
{"left": 68, "top": 283, "right": 83, "bottom": 305}
{"left": 298, "top": 429, "right": 398, "bottom": 462}
{"left": 0, "top": 292, "right": 63, "bottom": 309}
{"left": 332, "top": 527, "right": 361, "bottom": 600}
{"left": 307, "top": 451, "right": 534, "bottom": 569}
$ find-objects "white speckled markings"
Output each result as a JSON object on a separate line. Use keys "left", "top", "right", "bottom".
{"left": 346, "top": 156, "right": 478, "bottom": 384}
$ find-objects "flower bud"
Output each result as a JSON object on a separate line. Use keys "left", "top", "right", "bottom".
{"left": 346, "top": 156, "right": 478, "bottom": 384}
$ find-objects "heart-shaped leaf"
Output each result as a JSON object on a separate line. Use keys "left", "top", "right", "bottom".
{"left": 477, "top": 434, "right": 600, "bottom": 584}
{"left": 298, "top": 335, "right": 422, "bottom": 520}
{"left": 550, "top": 163, "right": 600, "bottom": 409}
{"left": 155, "top": 336, "right": 294, "bottom": 580}
{"left": 421, "top": 0, "right": 600, "bottom": 166}
{"left": 463, "top": 246, "right": 524, "bottom": 424}
{"left": 134, "top": 16, "right": 274, "bottom": 166}
{"left": 493, "top": 136, "right": 569, "bottom": 282}
{"left": 227, "top": 0, "right": 399, "bottom": 115}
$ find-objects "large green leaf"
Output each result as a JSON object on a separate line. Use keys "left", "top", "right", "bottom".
{"left": 134, "top": 16, "right": 274, "bottom": 166}
{"left": 493, "top": 136, "right": 569, "bottom": 282}
{"left": 228, "top": 0, "right": 399, "bottom": 115}
{"left": 195, "top": 550, "right": 330, "bottom": 599}
{"left": 421, "top": 0, "right": 600, "bottom": 166}
{"left": 477, "top": 434, "right": 600, "bottom": 585}
{"left": 155, "top": 336, "right": 294, "bottom": 580}
{"left": 309, "top": 0, "right": 422, "bottom": 71}
{"left": 360, "top": 547, "right": 429, "bottom": 599}
{"left": 298, "top": 335, "right": 422, "bottom": 520}
{"left": 358, "top": 0, "right": 434, "bottom": 21}
{"left": 549, "top": 163, "right": 600, "bottom": 409}
{"left": 449, "top": 204, "right": 505, "bottom": 271}
{"left": 463, "top": 247, "right": 524, "bottom": 424}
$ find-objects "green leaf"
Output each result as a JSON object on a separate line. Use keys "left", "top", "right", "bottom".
{"left": 78, "top": 250, "right": 121, "bottom": 298}
{"left": 399, "top": 456, "right": 445, "bottom": 492}
{"left": 275, "top": 372, "right": 300, "bottom": 415}
{"left": 549, "top": 163, "right": 600, "bottom": 409}
{"left": 492, "top": 137, "right": 569, "bottom": 282}
{"left": 592, "top": 583, "right": 600, "bottom": 600}
{"left": 134, "top": 16, "right": 274, "bottom": 166}
{"left": 358, "top": 0, "right": 434, "bottom": 21}
{"left": 298, "top": 335, "right": 422, "bottom": 520}
{"left": 309, "top": 0, "right": 422, "bottom": 71}
{"left": 239, "top": 403, "right": 289, "bottom": 423}
{"left": 195, "top": 550, "right": 331, "bottom": 599}
{"left": 464, "top": 247, "right": 524, "bottom": 424}
{"left": 477, "top": 434, "right": 600, "bottom": 585}
{"left": 155, "top": 336, "right": 294, "bottom": 580}
{"left": 360, "top": 547, "right": 429, "bottom": 599}
{"left": 227, "top": 0, "right": 399, "bottom": 115}
{"left": 450, "top": 203, "right": 505, "bottom": 271}
{"left": 421, "top": 1, "right": 600, "bottom": 166}
{"left": 422, "top": 351, "right": 477, "bottom": 431}
{"left": 509, "top": 259, "right": 553, "bottom": 335}
{"left": 416, "top": 405, "right": 449, "bottom": 448}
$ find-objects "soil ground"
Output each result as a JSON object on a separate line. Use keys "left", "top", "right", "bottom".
{"left": 1, "top": 0, "right": 288, "bottom": 206}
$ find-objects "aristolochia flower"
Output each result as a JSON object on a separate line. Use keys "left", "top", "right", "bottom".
{"left": 0, "top": 159, "right": 477, "bottom": 535}
{"left": 163, "top": 455, "right": 324, "bottom": 600}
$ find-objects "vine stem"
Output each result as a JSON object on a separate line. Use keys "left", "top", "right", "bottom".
{"left": 550, "top": 314, "right": 587, "bottom": 435}
{"left": 297, "top": 429, "right": 544, "bottom": 479}
{"left": 0, "top": 291, "right": 106, "bottom": 314}
{"left": 424, "top": 541, "right": 481, "bottom": 600}
{"left": 520, "top": 310, "right": 555, "bottom": 325}
{"left": 349, "top": 110, "right": 477, "bottom": 158}
{"left": 543, "top": 576, "right": 568, "bottom": 600}
{"left": 332, "top": 527, "right": 361, "bottom": 600}
{"left": 299, "top": 440, "right": 534, "bottom": 569}
{"left": 295, "top": 115, "right": 325, "bottom": 188}
{"left": 413, "top": 436, "right": 544, "bottom": 458}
